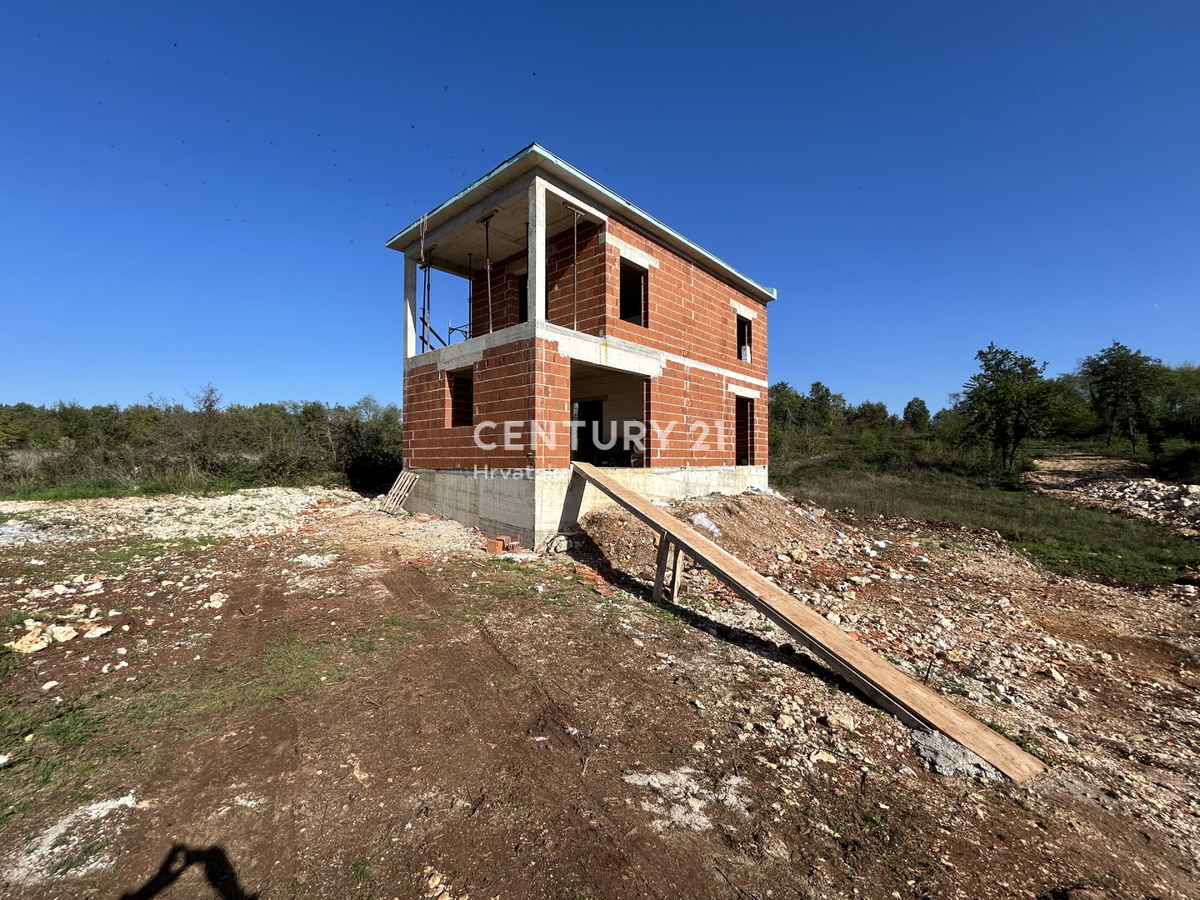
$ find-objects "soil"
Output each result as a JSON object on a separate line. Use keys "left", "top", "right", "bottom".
{"left": 1, "top": 483, "right": 1198, "bottom": 900}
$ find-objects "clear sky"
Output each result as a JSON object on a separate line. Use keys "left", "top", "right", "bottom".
{"left": 2, "top": 2, "right": 1197, "bottom": 414}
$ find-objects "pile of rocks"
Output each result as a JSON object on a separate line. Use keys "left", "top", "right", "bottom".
{"left": 1043, "top": 473, "right": 1200, "bottom": 535}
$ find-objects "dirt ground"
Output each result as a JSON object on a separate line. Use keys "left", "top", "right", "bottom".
{"left": 1, "top": 482, "right": 1198, "bottom": 899}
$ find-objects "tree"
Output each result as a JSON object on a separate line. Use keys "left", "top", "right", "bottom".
{"left": 1079, "top": 342, "right": 1166, "bottom": 453}
{"left": 959, "top": 344, "right": 1053, "bottom": 472}
{"left": 846, "top": 400, "right": 897, "bottom": 433}
{"left": 902, "top": 397, "right": 930, "bottom": 432}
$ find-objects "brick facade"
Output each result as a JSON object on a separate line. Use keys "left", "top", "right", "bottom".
{"left": 405, "top": 213, "right": 768, "bottom": 472}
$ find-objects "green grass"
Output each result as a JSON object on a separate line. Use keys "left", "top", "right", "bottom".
{"left": 347, "top": 857, "right": 374, "bottom": 882}
{"left": 774, "top": 468, "right": 1199, "bottom": 585}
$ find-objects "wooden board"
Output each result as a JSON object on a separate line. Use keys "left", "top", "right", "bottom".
{"left": 572, "top": 462, "right": 1045, "bottom": 783}
{"left": 379, "top": 470, "right": 420, "bottom": 515}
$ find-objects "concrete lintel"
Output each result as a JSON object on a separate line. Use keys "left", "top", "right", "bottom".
{"left": 535, "top": 321, "right": 664, "bottom": 378}
{"left": 400, "top": 172, "right": 537, "bottom": 259}
{"left": 420, "top": 254, "right": 473, "bottom": 280}
{"left": 599, "top": 232, "right": 660, "bottom": 270}
{"left": 730, "top": 298, "right": 759, "bottom": 320}
{"left": 668, "top": 354, "right": 770, "bottom": 389}
{"left": 539, "top": 173, "right": 610, "bottom": 224}
{"left": 728, "top": 383, "right": 760, "bottom": 399}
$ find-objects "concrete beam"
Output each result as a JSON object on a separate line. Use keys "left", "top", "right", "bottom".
{"left": 403, "top": 256, "right": 418, "bottom": 360}
{"left": 399, "top": 172, "right": 537, "bottom": 258}
{"left": 528, "top": 178, "right": 547, "bottom": 323}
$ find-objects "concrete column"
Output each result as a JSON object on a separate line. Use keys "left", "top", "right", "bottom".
{"left": 403, "top": 255, "right": 418, "bottom": 359}
{"left": 528, "top": 178, "right": 547, "bottom": 322}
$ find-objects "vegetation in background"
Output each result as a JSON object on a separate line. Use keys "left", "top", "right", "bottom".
{"left": 0, "top": 386, "right": 403, "bottom": 498}
{"left": 957, "top": 344, "right": 1053, "bottom": 473}
{"left": 769, "top": 340, "right": 1200, "bottom": 585}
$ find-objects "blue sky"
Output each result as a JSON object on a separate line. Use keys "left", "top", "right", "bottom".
{"left": 2, "top": 1, "right": 1197, "bottom": 414}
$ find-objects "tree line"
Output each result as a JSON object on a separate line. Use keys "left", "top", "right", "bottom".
{"left": 769, "top": 341, "right": 1200, "bottom": 482}
{"left": 0, "top": 386, "right": 404, "bottom": 496}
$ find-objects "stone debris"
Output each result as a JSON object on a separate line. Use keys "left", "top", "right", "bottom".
{"left": 5, "top": 628, "right": 52, "bottom": 654}
{"left": 1, "top": 792, "right": 136, "bottom": 886}
{"left": 911, "top": 729, "right": 999, "bottom": 779}
{"left": 622, "top": 768, "right": 750, "bottom": 831}
{"left": 578, "top": 486, "right": 1200, "bottom": 859}
{"left": 1028, "top": 469, "right": 1200, "bottom": 538}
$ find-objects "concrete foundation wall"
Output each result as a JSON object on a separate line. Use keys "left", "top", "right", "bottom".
{"left": 404, "top": 464, "right": 769, "bottom": 549}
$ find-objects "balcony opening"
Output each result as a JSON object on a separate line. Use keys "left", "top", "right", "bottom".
{"left": 417, "top": 267, "right": 472, "bottom": 349}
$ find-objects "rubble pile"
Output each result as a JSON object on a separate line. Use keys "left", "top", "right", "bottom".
{"left": 577, "top": 490, "right": 1200, "bottom": 858}
{"left": 1031, "top": 471, "right": 1200, "bottom": 538}
{"left": 0, "top": 486, "right": 361, "bottom": 545}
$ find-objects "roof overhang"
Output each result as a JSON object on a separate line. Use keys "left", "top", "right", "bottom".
{"left": 385, "top": 143, "right": 777, "bottom": 305}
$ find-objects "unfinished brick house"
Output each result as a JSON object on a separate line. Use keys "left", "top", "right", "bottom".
{"left": 385, "top": 144, "right": 774, "bottom": 548}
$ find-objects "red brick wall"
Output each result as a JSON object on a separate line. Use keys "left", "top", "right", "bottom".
{"left": 408, "top": 217, "right": 769, "bottom": 470}
{"left": 601, "top": 220, "right": 768, "bottom": 390}
{"left": 404, "top": 339, "right": 541, "bottom": 469}
{"left": 600, "top": 220, "right": 769, "bottom": 466}
{"left": 469, "top": 222, "right": 606, "bottom": 337}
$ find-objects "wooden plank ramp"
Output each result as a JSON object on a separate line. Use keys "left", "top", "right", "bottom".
{"left": 571, "top": 462, "right": 1045, "bottom": 784}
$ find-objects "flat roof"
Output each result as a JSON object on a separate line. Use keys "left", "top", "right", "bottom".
{"left": 385, "top": 144, "right": 777, "bottom": 304}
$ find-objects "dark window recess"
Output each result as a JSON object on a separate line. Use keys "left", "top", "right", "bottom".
{"left": 517, "top": 274, "right": 529, "bottom": 323}
{"left": 735, "top": 396, "right": 753, "bottom": 466}
{"left": 449, "top": 370, "right": 474, "bottom": 427}
{"left": 736, "top": 316, "right": 752, "bottom": 362}
{"left": 619, "top": 261, "right": 647, "bottom": 326}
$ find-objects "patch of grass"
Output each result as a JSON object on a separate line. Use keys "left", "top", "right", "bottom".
{"left": 774, "top": 469, "right": 1199, "bottom": 586}
{"left": 54, "top": 838, "right": 110, "bottom": 874}
{"left": 1, "top": 609, "right": 36, "bottom": 630}
{"left": 0, "top": 477, "right": 248, "bottom": 502}
{"left": 347, "top": 857, "right": 374, "bottom": 882}
{"left": 124, "top": 686, "right": 193, "bottom": 726}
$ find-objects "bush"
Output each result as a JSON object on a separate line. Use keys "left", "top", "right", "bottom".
{"left": 0, "top": 391, "right": 404, "bottom": 498}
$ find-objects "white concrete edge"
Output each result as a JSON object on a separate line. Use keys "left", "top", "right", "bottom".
{"left": 730, "top": 298, "right": 759, "bottom": 320}
{"left": 598, "top": 232, "right": 660, "bottom": 270}
{"left": 728, "top": 383, "right": 760, "bottom": 399}
{"left": 540, "top": 175, "right": 610, "bottom": 224}
{"left": 403, "top": 319, "right": 767, "bottom": 390}
{"left": 536, "top": 321, "right": 664, "bottom": 377}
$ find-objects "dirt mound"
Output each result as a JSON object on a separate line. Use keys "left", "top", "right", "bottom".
{"left": 1025, "top": 453, "right": 1200, "bottom": 539}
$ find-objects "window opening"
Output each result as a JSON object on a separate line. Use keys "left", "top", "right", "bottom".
{"left": 736, "top": 316, "right": 752, "bottom": 363}
{"left": 619, "top": 261, "right": 647, "bottom": 326}
{"left": 449, "top": 369, "right": 474, "bottom": 428}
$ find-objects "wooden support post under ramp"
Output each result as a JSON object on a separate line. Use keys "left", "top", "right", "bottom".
{"left": 571, "top": 462, "right": 1045, "bottom": 784}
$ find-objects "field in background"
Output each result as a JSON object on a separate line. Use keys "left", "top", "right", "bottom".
{"left": 774, "top": 450, "right": 1200, "bottom": 586}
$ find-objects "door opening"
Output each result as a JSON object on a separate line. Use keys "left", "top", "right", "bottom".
{"left": 735, "top": 397, "right": 753, "bottom": 466}
{"left": 572, "top": 399, "right": 604, "bottom": 464}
